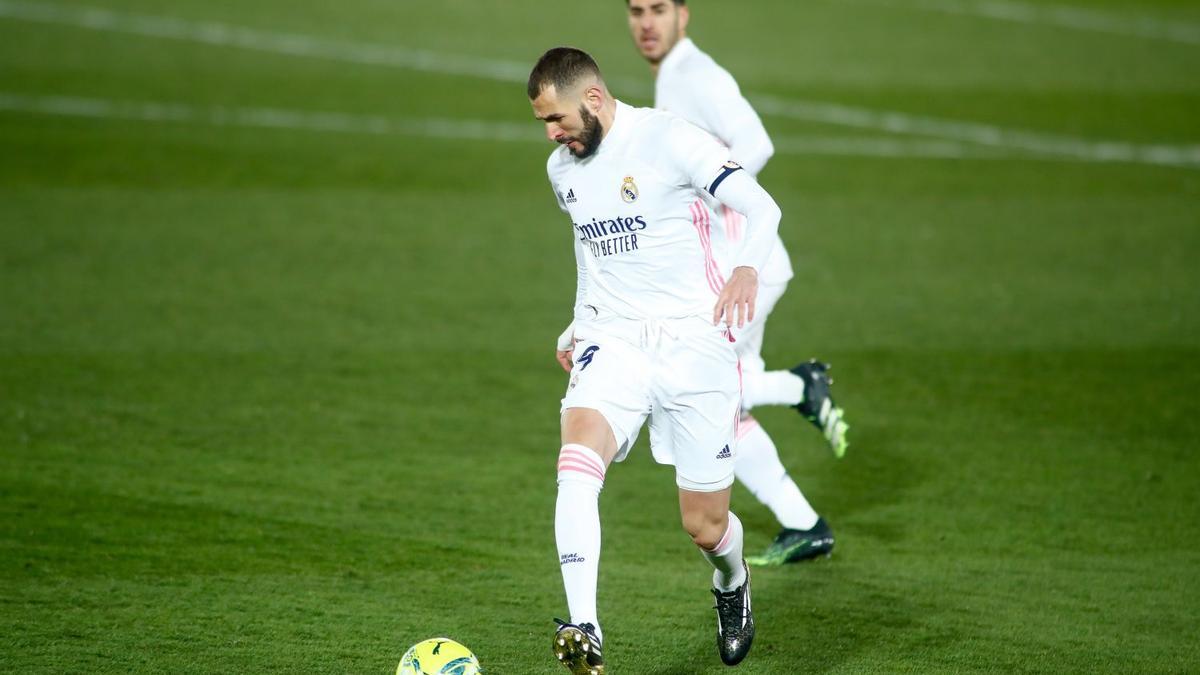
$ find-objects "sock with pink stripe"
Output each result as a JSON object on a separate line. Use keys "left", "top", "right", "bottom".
{"left": 734, "top": 419, "right": 820, "bottom": 531}
{"left": 700, "top": 511, "right": 747, "bottom": 592}
{"left": 555, "top": 443, "right": 606, "bottom": 641}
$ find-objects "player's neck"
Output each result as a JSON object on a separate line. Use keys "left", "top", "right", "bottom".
{"left": 597, "top": 100, "right": 618, "bottom": 143}
{"left": 649, "top": 35, "right": 686, "bottom": 77}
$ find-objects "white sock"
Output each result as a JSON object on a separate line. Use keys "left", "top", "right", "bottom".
{"left": 734, "top": 417, "right": 820, "bottom": 531}
{"left": 555, "top": 443, "right": 606, "bottom": 641}
{"left": 700, "top": 511, "right": 747, "bottom": 592}
{"left": 742, "top": 370, "right": 805, "bottom": 409}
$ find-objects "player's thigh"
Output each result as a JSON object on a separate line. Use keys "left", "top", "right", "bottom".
{"left": 561, "top": 408, "right": 619, "bottom": 464}
{"left": 560, "top": 334, "right": 652, "bottom": 461}
{"left": 655, "top": 332, "right": 741, "bottom": 491}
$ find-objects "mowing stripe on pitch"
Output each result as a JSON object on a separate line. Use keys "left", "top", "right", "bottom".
{"left": 1, "top": 0, "right": 1196, "bottom": 168}
{"left": 841, "top": 0, "right": 1200, "bottom": 46}
{"left": 0, "top": 92, "right": 1037, "bottom": 161}
{"left": 752, "top": 95, "right": 1200, "bottom": 169}
{"left": 0, "top": 93, "right": 540, "bottom": 142}
{"left": 0, "top": 0, "right": 534, "bottom": 83}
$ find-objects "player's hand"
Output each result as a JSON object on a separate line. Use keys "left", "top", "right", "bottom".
{"left": 556, "top": 346, "right": 575, "bottom": 372}
{"left": 713, "top": 266, "right": 758, "bottom": 328}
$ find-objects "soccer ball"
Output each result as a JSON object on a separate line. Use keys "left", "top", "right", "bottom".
{"left": 396, "top": 637, "right": 482, "bottom": 675}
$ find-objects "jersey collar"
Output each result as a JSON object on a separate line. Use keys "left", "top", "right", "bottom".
{"left": 657, "top": 37, "right": 698, "bottom": 79}
{"left": 597, "top": 99, "right": 635, "bottom": 156}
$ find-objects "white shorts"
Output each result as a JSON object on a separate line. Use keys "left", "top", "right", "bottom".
{"left": 560, "top": 316, "right": 741, "bottom": 492}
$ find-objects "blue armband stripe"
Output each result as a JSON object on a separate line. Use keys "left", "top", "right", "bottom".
{"left": 706, "top": 165, "right": 743, "bottom": 196}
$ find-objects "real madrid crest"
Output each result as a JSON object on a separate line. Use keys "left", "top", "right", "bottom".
{"left": 620, "top": 176, "right": 639, "bottom": 203}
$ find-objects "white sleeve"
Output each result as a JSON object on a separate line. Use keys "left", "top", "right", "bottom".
{"left": 572, "top": 234, "right": 589, "bottom": 318}
{"left": 693, "top": 73, "right": 774, "bottom": 176}
{"left": 662, "top": 117, "right": 734, "bottom": 194}
{"left": 705, "top": 167, "right": 780, "bottom": 274}
{"left": 556, "top": 226, "right": 588, "bottom": 351}
{"left": 547, "top": 155, "right": 569, "bottom": 213}
{"left": 552, "top": 187, "right": 568, "bottom": 213}
{"left": 557, "top": 320, "right": 576, "bottom": 351}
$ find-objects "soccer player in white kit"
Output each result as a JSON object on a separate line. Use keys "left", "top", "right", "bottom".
{"left": 625, "top": 0, "right": 850, "bottom": 567}
{"left": 529, "top": 47, "right": 782, "bottom": 672}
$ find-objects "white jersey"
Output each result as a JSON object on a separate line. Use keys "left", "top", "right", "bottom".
{"left": 547, "top": 101, "right": 773, "bottom": 324}
{"left": 655, "top": 38, "right": 793, "bottom": 285}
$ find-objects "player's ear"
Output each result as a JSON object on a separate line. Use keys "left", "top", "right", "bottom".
{"left": 583, "top": 84, "right": 604, "bottom": 113}
{"left": 677, "top": 4, "right": 690, "bottom": 32}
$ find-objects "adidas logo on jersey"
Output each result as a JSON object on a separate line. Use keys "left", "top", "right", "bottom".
{"left": 715, "top": 445, "right": 732, "bottom": 459}
{"left": 564, "top": 188, "right": 577, "bottom": 204}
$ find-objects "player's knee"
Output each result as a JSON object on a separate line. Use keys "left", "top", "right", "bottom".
{"left": 681, "top": 510, "right": 728, "bottom": 550}
{"left": 556, "top": 444, "right": 606, "bottom": 491}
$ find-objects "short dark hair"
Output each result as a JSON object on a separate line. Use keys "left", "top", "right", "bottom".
{"left": 527, "top": 47, "right": 604, "bottom": 100}
{"left": 625, "top": 0, "right": 686, "bottom": 5}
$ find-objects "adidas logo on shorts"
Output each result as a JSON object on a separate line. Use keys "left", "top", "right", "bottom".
{"left": 715, "top": 444, "right": 732, "bottom": 460}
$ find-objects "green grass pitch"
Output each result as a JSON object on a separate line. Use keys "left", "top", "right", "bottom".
{"left": 2, "top": 0, "right": 1199, "bottom": 672}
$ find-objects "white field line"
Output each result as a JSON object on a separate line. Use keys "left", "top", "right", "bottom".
{"left": 0, "top": 93, "right": 540, "bottom": 142}
{"left": 772, "top": 135, "right": 1016, "bottom": 159}
{"left": 752, "top": 95, "right": 1200, "bottom": 169}
{"left": 845, "top": 0, "right": 1200, "bottom": 46}
{"left": 0, "top": 92, "right": 1033, "bottom": 161}
{"left": 2, "top": 0, "right": 1197, "bottom": 169}
{"left": 0, "top": 0, "right": 537, "bottom": 84}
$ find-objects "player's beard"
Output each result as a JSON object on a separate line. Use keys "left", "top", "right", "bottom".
{"left": 568, "top": 105, "right": 603, "bottom": 159}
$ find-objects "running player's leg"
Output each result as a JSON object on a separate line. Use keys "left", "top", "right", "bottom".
{"left": 554, "top": 407, "right": 614, "bottom": 674}
{"left": 556, "top": 408, "right": 617, "bottom": 640}
{"left": 739, "top": 280, "right": 849, "bottom": 456}
{"left": 679, "top": 486, "right": 754, "bottom": 666}
{"left": 656, "top": 327, "right": 753, "bottom": 665}
{"left": 738, "top": 413, "right": 835, "bottom": 565}
{"left": 738, "top": 281, "right": 805, "bottom": 409}
{"left": 680, "top": 487, "right": 744, "bottom": 589}
{"left": 733, "top": 281, "right": 821, "bottom": 532}
{"left": 554, "top": 334, "right": 650, "bottom": 672}
{"left": 734, "top": 281, "right": 839, "bottom": 564}
{"left": 734, "top": 415, "right": 819, "bottom": 531}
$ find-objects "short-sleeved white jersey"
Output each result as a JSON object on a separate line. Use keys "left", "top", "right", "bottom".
{"left": 547, "top": 101, "right": 755, "bottom": 323}
{"left": 655, "top": 38, "right": 793, "bottom": 285}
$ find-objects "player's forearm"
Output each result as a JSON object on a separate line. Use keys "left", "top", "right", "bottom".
{"left": 711, "top": 169, "right": 781, "bottom": 274}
